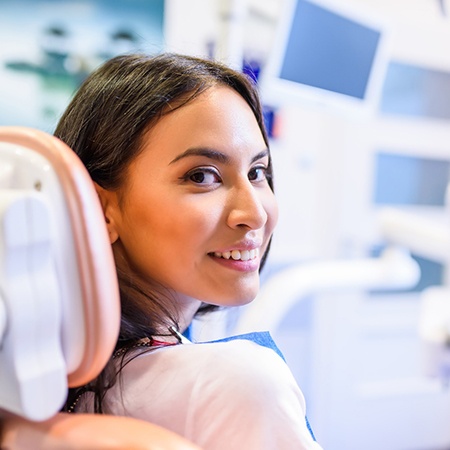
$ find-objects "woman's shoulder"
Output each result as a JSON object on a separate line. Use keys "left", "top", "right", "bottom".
{"left": 132, "top": 338, "right": 286, "bottom": 375}
{"left": 195, "top": 339, "right": 297, "bottom": 385}
{"left": 106, "top": 339, "right": 321, "bottom": 449}
{"left": 196, "top": 339, "right": 306, "bottom": 405}
{"left": 123, "top": 338, "right": 305, "bottom": 408}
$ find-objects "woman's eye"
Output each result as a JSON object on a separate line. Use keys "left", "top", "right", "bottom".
{"left": 186, "top": 169, "right": 221, "bottom": 185}
{"left": 248, "top": 166, "right": 267, "bottom": 182}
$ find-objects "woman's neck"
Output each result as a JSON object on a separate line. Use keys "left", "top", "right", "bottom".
{"left": 177, "top": 296, "right": 202, "bottom": 332}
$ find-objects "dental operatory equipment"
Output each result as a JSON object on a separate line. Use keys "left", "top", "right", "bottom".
{"left": 379, "top": 205, "right": 450, "bottom": 382}
{"left": 234, "top": 245, "right": 420, "bottom": 334}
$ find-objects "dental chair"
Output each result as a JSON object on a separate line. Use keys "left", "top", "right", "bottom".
{"left": 0, "top": 127, "right": 199, "bottom": 449}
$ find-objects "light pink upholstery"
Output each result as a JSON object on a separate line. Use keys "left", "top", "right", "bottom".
{"left": 1, "top": 412, "right": 200, "bottom": 450}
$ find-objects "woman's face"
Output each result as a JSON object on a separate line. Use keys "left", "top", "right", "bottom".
{"left": 105, "top": 86, "right": 278, "bottom": 310}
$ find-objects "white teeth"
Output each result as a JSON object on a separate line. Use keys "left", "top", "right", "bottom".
{"left": 231, "top": 250, "right": 241, "bottom": 260}
{"left": 214, "top": 248, "right": 258, "bottom": 261}
{"left": 240, "top": 250, "right": 250, "bottom": 261}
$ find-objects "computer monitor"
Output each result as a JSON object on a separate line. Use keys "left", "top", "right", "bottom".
{"left": 259, "top": 0, "right": 388, "bottom": 112}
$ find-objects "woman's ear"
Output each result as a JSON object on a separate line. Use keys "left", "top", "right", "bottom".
{"left": 94, "top": 183, "right": 120, "bottom": 244}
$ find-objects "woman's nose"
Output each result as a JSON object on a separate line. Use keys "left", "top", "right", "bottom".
{"left": 226, "top": 181, "right": 268, "bottom": 230}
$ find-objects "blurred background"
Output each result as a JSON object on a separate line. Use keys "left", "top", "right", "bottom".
{"left": 2, "top": 0, "right": 450, "bottom": 448}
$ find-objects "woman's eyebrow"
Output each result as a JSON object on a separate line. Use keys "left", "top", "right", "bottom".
{"left": 169, "top": 147, "right": 270, "bottom": 165}
{"left": 169, "top": 147, "right": 230, "bottom": 165}
{"left": 251, "top": 149, "right": 270, "bottom": 164}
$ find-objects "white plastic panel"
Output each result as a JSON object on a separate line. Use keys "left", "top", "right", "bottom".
{"left": 0, "top": 142, "right": 85, "bottom": 375}
{"left": 0, "top": 191, "right": 65, "bottom": 420}
{"left": 0, "top": 142, "right": 86, "bottom": 419}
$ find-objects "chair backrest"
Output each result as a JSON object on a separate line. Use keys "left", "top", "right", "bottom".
{"left": 0, "top": 126, "right": 200, "bottom": 449}
{"left": 0, "top": 126, "right": 121, "bottom": 420}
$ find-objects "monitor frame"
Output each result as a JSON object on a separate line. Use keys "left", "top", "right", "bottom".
{"left": 259, "top": 0, "right": 390, "bottom": 114}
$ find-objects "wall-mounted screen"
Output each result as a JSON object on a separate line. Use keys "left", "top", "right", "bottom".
{"left": 380, "top": 61, "right": 450, "bottom": 119}
{"left": 373, "top": 152, "right": 450, "bottom": 206}
{"left": 260, "top": 0, "right": 388, "bottom": 112}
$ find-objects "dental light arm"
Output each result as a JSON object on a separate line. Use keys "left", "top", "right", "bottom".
{"left": 378, "top": 207, "right": 450, "bottom": 264}
{"left": 234, "top": 246, "right": 420, "bottom": 334}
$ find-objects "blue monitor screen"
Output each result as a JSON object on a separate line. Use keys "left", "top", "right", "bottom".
{"left": 373, "top": 152, "right": 450, "bottom": 206}
{"left": 380, "top": 61, "right": 450, "bottom": 119}
{"left": 280, "top": 0, "right": 382, "bottom": 100}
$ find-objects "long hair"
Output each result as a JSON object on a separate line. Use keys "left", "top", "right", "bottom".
{"left": 55, "top": 53, "right": 274, "bottom": 412}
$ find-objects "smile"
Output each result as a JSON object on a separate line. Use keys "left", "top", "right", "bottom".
{"left": 212, "top": 249, "right": 259, "bottom": 261}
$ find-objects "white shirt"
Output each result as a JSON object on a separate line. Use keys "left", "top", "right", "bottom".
{"left": 80, "top": 339, "right": 322, "bottom": 450}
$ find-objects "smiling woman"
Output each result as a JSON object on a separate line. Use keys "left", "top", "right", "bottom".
{"left": 101, "top": 85, "right": 277, "bottom": 315}
{"left": 54, "top": 53, "right": 322, "bottom": 450}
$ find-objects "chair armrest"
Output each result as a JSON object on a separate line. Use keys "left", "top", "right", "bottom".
{"left": 1, "top": 412, "right": 201, "bottom": 450}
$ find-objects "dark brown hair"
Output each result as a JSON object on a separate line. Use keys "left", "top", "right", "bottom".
{"left": 55, "top": 52, "right": 274, "bottom": 412}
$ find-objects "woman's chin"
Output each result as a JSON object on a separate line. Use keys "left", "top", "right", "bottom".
{"left": 213, "top": 292, "right": 259, "bottom": 308}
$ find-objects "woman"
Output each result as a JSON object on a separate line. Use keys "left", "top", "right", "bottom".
{"left": 55, "top": 53, "right": 322, "bottom": 449}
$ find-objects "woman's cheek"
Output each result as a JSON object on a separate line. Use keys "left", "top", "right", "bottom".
{"left": 264, "top": 191, "right": 279, "bottom": 235}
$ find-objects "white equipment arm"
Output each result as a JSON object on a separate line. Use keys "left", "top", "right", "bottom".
{"left": 234, "top": 246, "right": 420, "bottom": 334}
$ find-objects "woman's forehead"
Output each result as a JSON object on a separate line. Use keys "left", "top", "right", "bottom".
{"left": 138, "top": 86, "right": 264, "bottom": 155}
